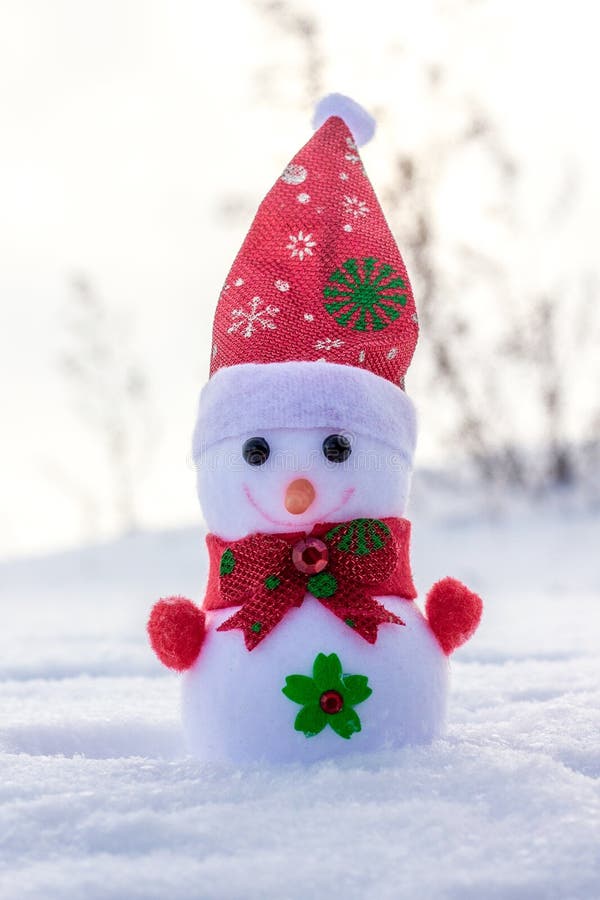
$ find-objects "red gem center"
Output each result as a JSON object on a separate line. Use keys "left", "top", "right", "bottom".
{"left": 319, "top": 690, "right": 344, "bottom": 715}
{"left": 292, "top": 537, "right": 329, "bottom": 575}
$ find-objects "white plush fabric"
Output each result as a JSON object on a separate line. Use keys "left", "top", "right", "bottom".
{"left": 183, "top": 596, "right": 448, "bottom": 764}
{"left": 196, "top": 426, "right": 413, "bottom": 540}
{"left": 312, "top": 93, "right": 376, "bottom": 146}
{"left": 194, "top": 360, "right": 417, "bottom": 459}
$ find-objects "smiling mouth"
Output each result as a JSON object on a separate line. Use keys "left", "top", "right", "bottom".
{"left": 242, "top": 485, "right": 356, "bottom": 528}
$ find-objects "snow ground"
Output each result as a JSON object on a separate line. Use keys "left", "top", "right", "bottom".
{"left": 1, "top": 497, "right": 599, "bottom": 899}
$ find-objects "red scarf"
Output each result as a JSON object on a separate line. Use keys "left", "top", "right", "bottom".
{"left": 204, "top": 517, "right": 416, "bottom": 651}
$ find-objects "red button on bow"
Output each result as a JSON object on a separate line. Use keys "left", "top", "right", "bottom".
{"left": 292, "top": 537, "right": 329, "bottom": 574}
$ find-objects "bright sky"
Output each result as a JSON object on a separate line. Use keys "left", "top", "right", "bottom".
{"left": 1, "top": 0, "right": 599, "bottom": 556}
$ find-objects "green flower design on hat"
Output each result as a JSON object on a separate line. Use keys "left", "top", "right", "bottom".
{"left": 282, "top": 652, "right": 373, "bottom": 739}
{"left": 323, "top": 257, "right": 408, "bottom": 331}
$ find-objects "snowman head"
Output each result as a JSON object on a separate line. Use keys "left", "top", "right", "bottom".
{"left": 194, "top": 360, "right": 416, "bottom": 540}
{"left": 194, "top": 104, "right": 420, "bottom": 540}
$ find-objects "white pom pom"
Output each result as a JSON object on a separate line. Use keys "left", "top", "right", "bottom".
{"left": 312, "top": 93, "right": 376, "bottom": 147}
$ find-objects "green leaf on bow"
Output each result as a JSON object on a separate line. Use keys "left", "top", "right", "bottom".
{"left": 325, "top": 519, "right": 390, "bottom": 556}
{"left": 220, "top": 548, "right": 236, "bottom": 575}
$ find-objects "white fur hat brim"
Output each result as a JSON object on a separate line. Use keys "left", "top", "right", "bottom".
{"left": 193, "top": 360, "right": 417, "bottom": 460}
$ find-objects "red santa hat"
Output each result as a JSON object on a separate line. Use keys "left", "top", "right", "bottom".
{"left": 194, "top": 94, "right": 419, "bottom": 459}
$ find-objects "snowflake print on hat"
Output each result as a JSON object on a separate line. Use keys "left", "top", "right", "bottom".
{"left": 281, "top": 163, "right": 307, "bottom": 185}
{"left": 344, "top": 196, "right": 369, "bottom": 219}
{"left": 344, "top": 137, "right": 360, "bottom": 163}
{"left": 323, "top": 258, "right": 408, "bottom": 331}
{"left": 314, "top": 337, "right": 344, "bottom": 351}
{"left": 287, "top": 231, "right": 316, "bottom": 261}
{"left": 227, "top": 296, "right": 279, "bottom": 339}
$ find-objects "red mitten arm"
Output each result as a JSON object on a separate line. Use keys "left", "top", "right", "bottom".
{"left": 425, "top": 577, "right": 483, "bottom": 655}
{"left": 147, "top": 596, "right": 206, "bottom": 671}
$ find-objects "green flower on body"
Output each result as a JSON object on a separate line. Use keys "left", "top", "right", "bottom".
{"left": 282, "top": 652, "right": 373, "bottom": 740}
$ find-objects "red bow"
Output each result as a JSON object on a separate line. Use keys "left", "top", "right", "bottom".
{"left": 203, "top": 518, "right": 416, "bottom": 651}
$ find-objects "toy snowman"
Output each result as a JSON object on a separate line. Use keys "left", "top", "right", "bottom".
{"left": 148, "top": 95, "right": 482, "bottom": 764}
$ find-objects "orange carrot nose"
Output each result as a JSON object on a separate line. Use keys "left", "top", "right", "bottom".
{"left": 284, "top": 478, "right": 316, "bottom": 515}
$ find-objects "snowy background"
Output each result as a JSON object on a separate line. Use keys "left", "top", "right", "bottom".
{"left": 1, "top": 0, "right": 599, "bottom": 897}
{"left": 1, "top": 0, "right": 600, "bottom": 555}
{"left": 1, "top": 489, "right": 599, "bottom": 897}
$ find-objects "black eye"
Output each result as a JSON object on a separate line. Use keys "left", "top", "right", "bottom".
{"left": 322, "top": 433, "right": 352, "bottom": 463}
{"left": 242, "top": 436, "right": 270, "bottom": 466}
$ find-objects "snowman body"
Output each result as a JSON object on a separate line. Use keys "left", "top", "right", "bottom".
{"left": 183, "top": 595, "right": 447, "bottom": 764}
{"left": 179, "top": 423, "right": 448, "bottom": 763}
